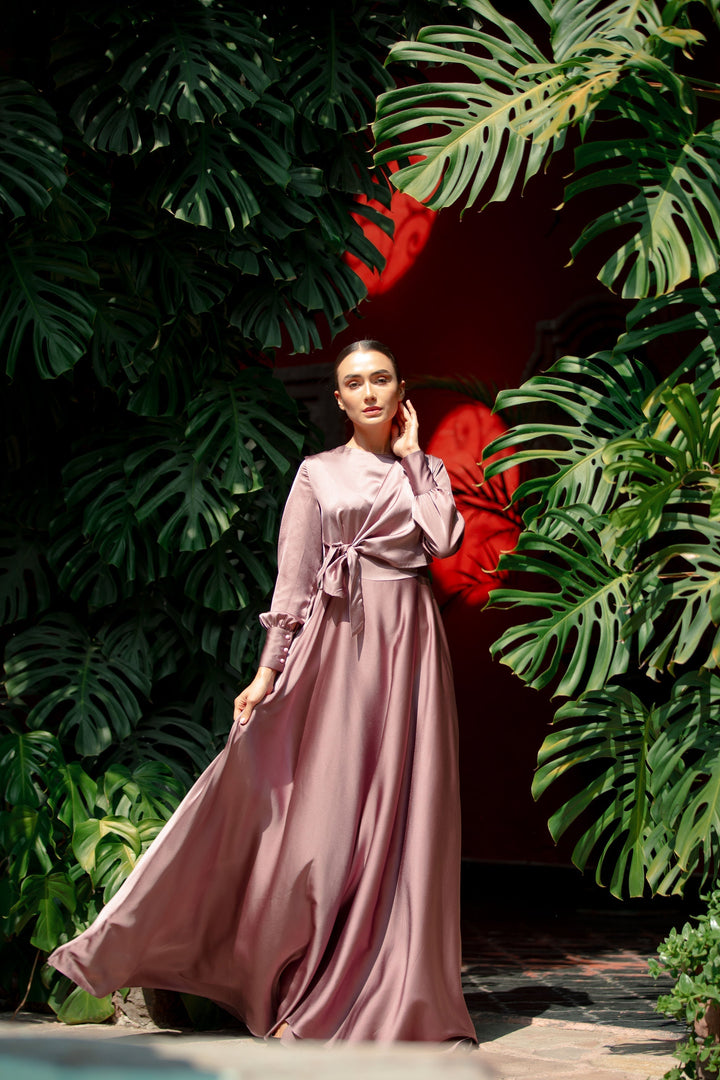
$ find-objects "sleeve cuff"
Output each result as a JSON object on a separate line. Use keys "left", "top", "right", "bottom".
{"left": 259, "top": 624, "right": 295, "bottom": 672}
{"left": 400, "top": 451, "right": 435, "bottom": 495}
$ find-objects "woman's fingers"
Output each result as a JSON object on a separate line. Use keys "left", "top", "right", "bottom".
{"left": 233, "top": 690, "right": 257, "bottom": 725}
{"left": 233, "top": 668, "right": 277, "bottom": 726}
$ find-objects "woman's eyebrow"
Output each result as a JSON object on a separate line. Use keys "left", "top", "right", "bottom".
{"left": 343, "top": 368, "right": 392, "bottom": 382}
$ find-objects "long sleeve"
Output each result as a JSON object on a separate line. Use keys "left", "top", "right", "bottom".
{"left": 258, "top": 461, "right": 322, "bottom": 671}
{"left": 400, "top": 451, "right": 465, "bottom": 560}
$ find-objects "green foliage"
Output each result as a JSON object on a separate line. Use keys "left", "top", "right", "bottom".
{"left": 375, "top": 0, "right": 720, "bottom": 899}
{"left": 651, "top": 886, "right": 720, "bottom": 1079}
{"left": 375, "top": 0, "right": 720, "bottom": 296}
{"left": 1, "top": 0, "right": 463, "bottom": 1018}
{"left": 0, "top": 80, "right": 66, "bottom": 217}
{"left": 481, "top": 319, "right": 720, "bottom": 896}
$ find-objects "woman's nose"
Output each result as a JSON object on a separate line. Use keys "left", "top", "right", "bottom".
{"left": 364, "top": 383, "right": 376, "bottom": 400}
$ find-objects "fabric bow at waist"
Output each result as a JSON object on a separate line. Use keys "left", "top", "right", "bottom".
{"left": 319, "top": 543, "right": 364, "bottom": 637}
{"left": 318, "top": 543, "right": 427, "bottom": 638}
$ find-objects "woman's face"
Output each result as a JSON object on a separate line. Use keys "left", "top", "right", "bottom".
{"left": 334, "top": 351, "right": 404, "bottom": 430}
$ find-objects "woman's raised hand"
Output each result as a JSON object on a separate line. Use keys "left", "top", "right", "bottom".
{"left": 391, "top": 399, "right": 420, "bottom": 459}
{"left": 233, "top": 667, "right": 276, "bottom": 725}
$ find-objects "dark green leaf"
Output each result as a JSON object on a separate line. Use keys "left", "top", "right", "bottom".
{"left": 0, "top": 730, "right": 62, "bottom": 808}
{"left": 126, "top": 431, "right": 238, "bottom": 552}
{"left": 47, "top": 510, "right": 128, "bottom": 608}
{"left": 186, "top": 374, "right": 304, "bottom": 492}
{"left": 108, "top": 705, "right": 215, "bottom": 788}
{"left": 4, "top": 615, "right": 151, "bottom": 757}
{"left": 569, "top": 87, "right": 720, "bottom": 297}
{"left": 0, "top": 518, "right": 53, "bottom": 625}
{"left": 0, "top": 235, "right": 98, "bottom": 379}
{"left": 490, "top": 511, "right": 634, "bottom": 697}
{"left": 533, "top": 685, "right": 657, "bottom": 897}
{"left": 20, "top": 873, "right": 76, "bottom": 952}
{"left": 0, "top": 78, "right": 66, "bottom": 218}
{"left": 283, "top": 29, "right": 391, "bottom": 131}
{"left": 159, "top": 127, "right": 262, "bottom": 231}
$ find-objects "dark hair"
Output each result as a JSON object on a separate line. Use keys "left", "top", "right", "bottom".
{"left": 333, "top": 340, "right": 400, "bottom": 387}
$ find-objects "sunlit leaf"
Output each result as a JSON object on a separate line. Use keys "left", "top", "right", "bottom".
{"left": 375, "top": 8, "right": 565, "bottom": 212}
{"left": 569, "top": 84, "right": 720, "bottom": 296}
{"left": 485, "top": 352, "right": 655, "bottom": 536}
{"left": 54, "top": 985, "right": 114, "bottom": 1025}
{"left": 490, "top": 510, "right": 634, "bottom": 696}
{"left": 533, "top": 684, "right": 657, "bottom": 897}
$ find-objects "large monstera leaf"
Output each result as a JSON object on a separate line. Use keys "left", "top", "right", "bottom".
{"left": 60, "top": 441, "right": 170, "bottom": 586}
{"left": 533, "top": 685, "right": 659, "bottom": 898}
{"left": 0, "top": 235, "right": 98, "bottom": 379}
{"left": 62, "top": 5, "right": 274, "bottom": 154}
{"left": 489, "top": 510, "right": 635, "bottom": 697}
{"left": 616, "top": 272, "right": 720, "bottom": 403}
{"left": 125, "top": 423, "right": 238, "bottom": 552}
{"left": 185, "top": 373, "right": 305, "bottom": 492}
{"left": 533, "top": 673, "right": 720, "bottom": 897}
{"left": 0, "top": 79, "right": 67, "bottom": 219}
{"left": 374, "top": 3, "right": 566, "bottom": 211}
{"left": 484, "top": 352, "right": 656, "bottom": 537}
{"left": 373, "top": 0, "right": 681, "bottom": 212}
{"left": 179, "top": 531, "right": 275, "bottom": 613}
{"left": 648, "top": 672, "right": 720, "bottom": 894}
{"left": 13, "top": 872, "right": 77, "bottom": 952}
{"left": 601, "top": 383, "right": 720, "bottom": 552}
{"left": 568, "top": 85, "right": 720, "bottom": 297}
{"left": 0, "top": 729, "right": 63, "bottom": 809}
{"left": 3, "top": 615, "right": 151, "bottom": 757}
{"left": 0, "top": 517, "right": 52, "bottom": 626}
{"left": 281, "top": 27, "right": 391, "bottom": 131}
{"left": 374, "top": 0, "right": 713, "bottom": 298}
{"left": 628, "top": 502, "right": 720, "bottom": 677}
{"left": 159, "top": 126, "right": 264, "bottom": 232}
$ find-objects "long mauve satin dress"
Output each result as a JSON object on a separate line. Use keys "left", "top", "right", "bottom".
{"left": 49, "top": 445, "right": 476, "bottom": 1044}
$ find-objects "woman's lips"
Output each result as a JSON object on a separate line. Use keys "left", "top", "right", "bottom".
{"left": 363, "top": 406, "right": 381, "bottom": 414}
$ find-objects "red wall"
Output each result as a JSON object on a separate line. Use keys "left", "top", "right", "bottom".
{"left": 278, "top": 165, "right": 609, "bottom": 865}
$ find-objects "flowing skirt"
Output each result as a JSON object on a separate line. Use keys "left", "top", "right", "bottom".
{"left": 49, "top": 575, "right": 476, "bottom": 1043}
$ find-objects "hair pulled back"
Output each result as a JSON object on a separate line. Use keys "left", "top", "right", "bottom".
{"left": 333, "top": 340, "right": 400, "bottom": 387}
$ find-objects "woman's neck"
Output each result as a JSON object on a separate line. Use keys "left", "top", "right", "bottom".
{"left": 347, "top": 425, "right": 392, "bottom": 455}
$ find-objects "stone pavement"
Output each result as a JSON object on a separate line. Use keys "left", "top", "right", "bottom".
{"left": 0, "top": 1012, "right": 680, "bottom": 1080}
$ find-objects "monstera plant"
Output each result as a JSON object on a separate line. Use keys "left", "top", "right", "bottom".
{"left": 0, "top": 0, "right": 475, "bottom": 1020}
{"left": 375, "top": 0, "right": 720, "bottom": 898}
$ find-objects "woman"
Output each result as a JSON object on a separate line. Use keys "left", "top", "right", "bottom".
{"left": 49, "top": 340, "right": 476, "bottom": 1046}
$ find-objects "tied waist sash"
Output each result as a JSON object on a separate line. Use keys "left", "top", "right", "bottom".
{"left": 318, "top": 542, "right": 428, "bottom": 637}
